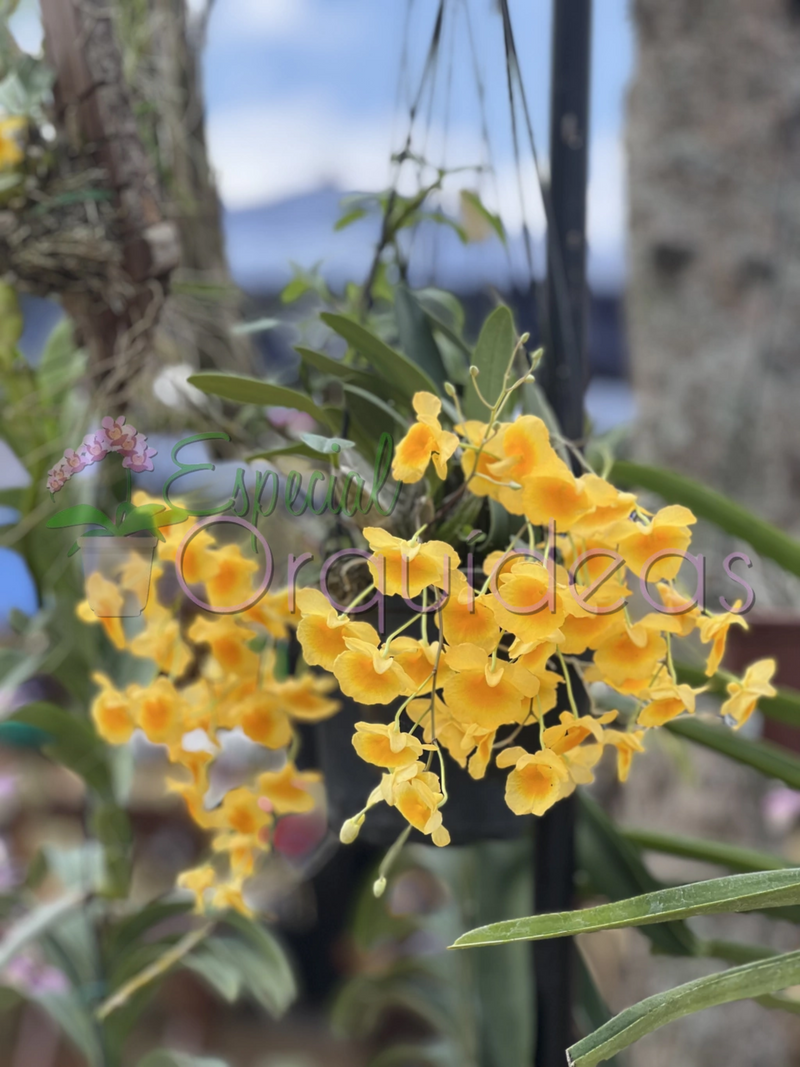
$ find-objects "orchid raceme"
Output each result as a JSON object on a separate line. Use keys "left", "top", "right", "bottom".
{"left": 79, "top": 508, "right": 323, "bottom": 914}
{"left": 290, "top": 384, "right": 776, "bottom": 860}
{"left": 77, "top": 376, "right": 778, "bottom": 906}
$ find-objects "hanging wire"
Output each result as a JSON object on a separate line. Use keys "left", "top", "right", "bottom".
{"left": 497, "top": 0, "right": 583, "bottom": 376}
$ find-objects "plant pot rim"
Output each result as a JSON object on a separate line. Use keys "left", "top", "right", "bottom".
{"left": 77, "top": 534, "right": 158, "bottom": 547}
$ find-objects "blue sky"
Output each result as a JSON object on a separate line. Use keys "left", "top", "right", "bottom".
{"left": 12, "top": 1, "right": 633, "bottom": 273}
{"left": 202, "top": 0, "right": 633, "bottom": 271}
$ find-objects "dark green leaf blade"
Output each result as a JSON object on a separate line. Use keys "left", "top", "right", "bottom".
{"left": 320, "top": 312, "right": 437, "bottom": 399}
{"left": 395, "top": 285, "right": 449, "bottom": 392}
{"left": 566, "top": 950, "right": 800, "bottom": 1067}
{"left": 187, "top": 372, "right": 331, "bottom": 425}
{"left": 451, "top": 868, "right": 800, "bottom": 948}
{"left": 463, "top": 306, "right": 515, "bottom": 419}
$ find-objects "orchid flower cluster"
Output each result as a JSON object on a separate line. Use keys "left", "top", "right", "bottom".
{"left": 80, "top": 496, "right": 329, "bottom": 915}
{"left": 295, "top": 386, "right": 777, "bottom": 855}
{"left": 47, "top": 416, "right": 157, "bottom": 494}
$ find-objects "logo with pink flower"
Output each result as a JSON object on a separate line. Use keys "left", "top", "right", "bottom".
{"left": 47, "top": 416, "right": 157, "bottom": 494}
{"left": 46, "top": 416, "right": 185, "bottom": 618}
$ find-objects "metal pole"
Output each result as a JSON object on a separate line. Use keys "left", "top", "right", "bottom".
{"left": 536, "top": 3, "right": 592, "bottom": 1066}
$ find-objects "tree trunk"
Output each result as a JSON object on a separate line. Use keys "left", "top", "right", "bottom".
{"left": 626, "top": 0, "right": 800, "bottom": 606}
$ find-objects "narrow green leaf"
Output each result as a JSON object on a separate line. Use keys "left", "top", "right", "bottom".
{"left": 321, "top": 312, "right": 437, "bottom": 399}
{"left": 0, "top": 892, "right": 84, "bottom": 971}
{"left": 623, "top": 828, "right": 789, "bottom": 874}
{"left": 11, "top": 703, "right": 113, "bottom": 796}
{"left": 187, "top": 372, "right": 331, "bottom": 425}
{"left": 451, "top": 868, "right": 800, "bottom": 948}
{"left": 295, "top": 344, "right": 391, "bottom": 397}
{"left": 666, "top": 716, "right": 800, "bottom": 790}
{"left": 37, "top": 990, "right": 104, "bottom": 1067}
{"left": 566, "top": 950, "right": 800, "bottom": 1067}
{"left": 395, "top": 285, "right": 449, "bottom": 392}
{"left": 247, "top": 443, "right": 328, "bottom": 463}
{"left": 577, "top": 793, "right": 697, "bottom": 957}
{"left": 342, "top": 384, "right": 411, "bottom": 461}
{"left": 220, "top": 911, "right": 296, "bottom": 1017}
{"left": 232, "top": 317, "right": 281, "bottom": 335}
{"left": 334, "top": 206, "right": 368, "bottom": 230}
{"left": 463, "top": 306, "right": 515, "bottom": 419}
{"left": 610, "top": 460, "right": 800, "bottom": 578}
{"left": 46, "top": 505, "right": 115, "bottom": 532}
{"left": 137, "top": 1052, "right": 228, "bottom": 1067}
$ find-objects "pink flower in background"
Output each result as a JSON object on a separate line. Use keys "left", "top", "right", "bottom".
{"left": 100, "top": 415, "right": 137, "bottom": 452}
{"left": 763, "top": 786, "right": 800, "bottom": 833}
{"left": 121, "top": 434, "right": 157, "bottom": 473}
{"left": 78, "top": 431, "right": 110, "bottom": 465}
{"left": 4, "top": 952, "right": 69, "bottom": 996}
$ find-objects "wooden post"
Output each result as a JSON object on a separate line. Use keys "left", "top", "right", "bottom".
{"left": 536, "top": 3, "right": 592, "bottom": 1065}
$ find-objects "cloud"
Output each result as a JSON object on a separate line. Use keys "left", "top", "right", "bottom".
{"left": 208, "top": 98, "right": 624, "bottom": 266}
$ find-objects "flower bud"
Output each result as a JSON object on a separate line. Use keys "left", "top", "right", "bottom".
{"left": 444, "top": 381, "right": 457, "bottom": 398}
{"left": 373, "top": 875, "right": 387, "bottom": 898}
{"left": 339, "top": 814, "right": 364, "bottom": 844}
{"left": 469, "top": 365, "right": 480, "bottom": 378}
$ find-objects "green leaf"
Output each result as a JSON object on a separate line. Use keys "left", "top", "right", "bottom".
{"left": 247, "top": 443, "right": 328, "bottom": 463}
{"left": 334, "top": 206, "right": 368, "bottom": 230}
{"left": 187, "top": 373, "right": 332, "bottom": 426}
{"left": 137, "top": 1052, "right": 228, "bottom": 1067}
{"left": 11, "top": 703, "right": 113, "bottom": 795}
{"left": 37, "top": 990, "right": 104, "bottom": 1067}
{"left": 105, "top": 900, "right": 193, "bottom": 966}
{"left": 320, "top": 312, "right": 438, "bottom": 400}
{"left": 451, "top": 868, "right": 800, "bottom": 949}
{"left": 577, "top": 794, "right": 697, "bottom": 957}
{"left": 463, "top": 306, "right": 516, "bottom": 420}
{"left": 565, "top": 950, "right": 800, "bottom": 1067}
{"left": 609, "top": 460, "right": 800, "bottom": 579}
{"left": 676, "top": 661, "right": 800, "bottom": 729}
{"left": 40, "top": 842, "right": 107, "bottom": 894}
{"left": 623, "top": 828, "right": 790, "bottom": 874}
{"left": 300, "top": 432, "right": 355, "bottom": 454}
{"left": 0, "top": 892, "right": 84, "bottom": 971}
{"left": 342, "top": 383, "right": 410, "bottom": 461}
{"left": 295, "top": 344, "right": 388, "bottom": 394}
{"left": 666, "top": 716, "right": 800, "bottom": 790}
{"left": 232, "top": 317, "right": 281, "bottom": 336}
{"left": 217, "top": 911, "right": 296, "bottom": 1017}
{"left": 395, "top": 285, "right": 449, "bottom": 393}
{"left": 459, "top": 190, "right": 506, "bottom": 245}
{"left": 46, "top": 505, "right": 115, "bottom": 533}
{"left": 117, "top": 504, "right": 188, "bottom": 537}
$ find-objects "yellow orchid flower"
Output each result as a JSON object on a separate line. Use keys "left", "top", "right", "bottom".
{"left": 611, "top": 505, "right": 697, "bottom": 582}
{"left": 295, "top": 587, "right": 379, "bottom": 670}
{"left": 392, "top": 392, "right": 459, "bottom": 483}
{"left": 721, "top": 658, "right": 777, "bottom": 729}
{"left": 698, "top": 606, "right": 748, "bottom": 676}
{"left": 442, "top": 643, "right": 539, "bottom": 729}
{"left": 638, "top": 682, "right": 706, "bottom": 727}
{"left": 332, "top": 637, "right": 415, "bottom": 704}
{"left": 364, "top": 526, "right": 460, "bottom": 597}
{"left": 258, "top": 762, "right": 320, "bottom": 814}
{"left": 90, "top": 672, "right": 136, "bottom": 744}
{"left": 380, "top": 761, "right": 450, "bottom": 846}
{"left": 497, "top": 746, "right": 570, "bottom": 816}
{"left": 352, "top": 722, "right": 425, "bottom": 768}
